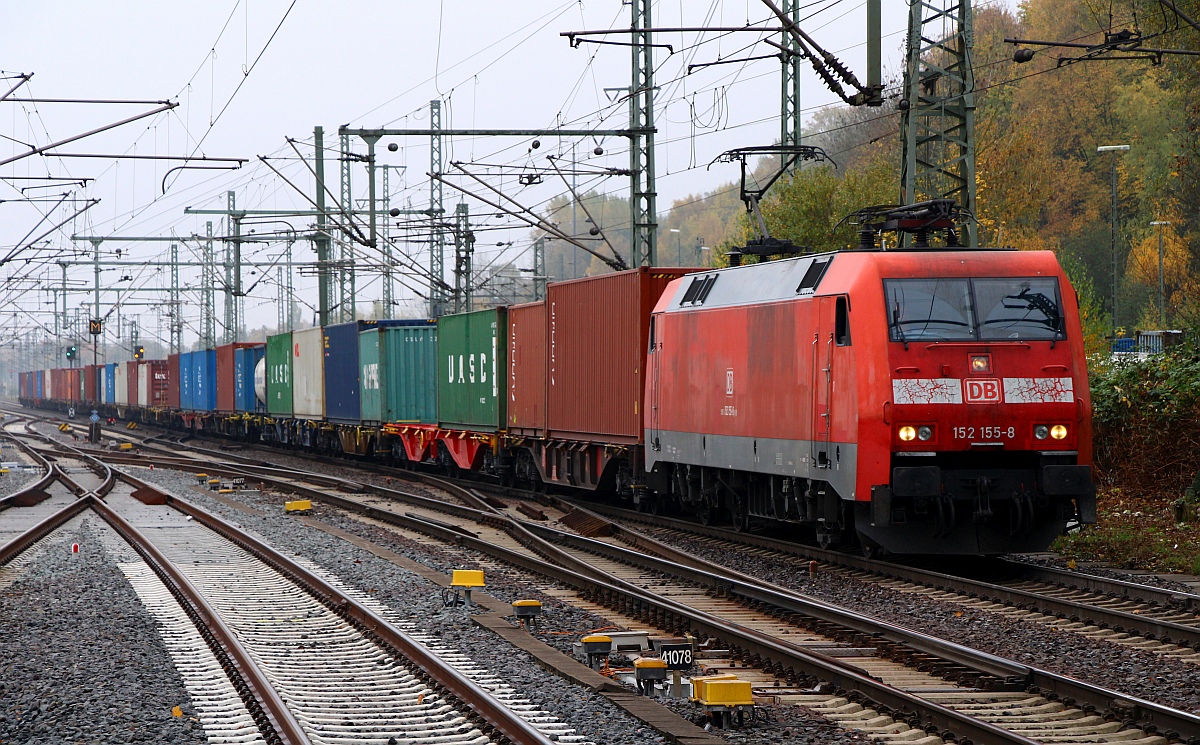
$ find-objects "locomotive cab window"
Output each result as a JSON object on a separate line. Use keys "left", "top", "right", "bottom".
{"left": 884, "top": 277, "right": 1064, "bottom": 342}
{"left": 835, "top": 296, "right": 850, "bottom": 346}
{"left": 973, "top": 277, "right": 1063, "bottom": 340}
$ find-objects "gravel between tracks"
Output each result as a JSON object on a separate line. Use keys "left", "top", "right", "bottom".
{"left": 0, "top": 518, "right": 208, "bottom": 745}
{"left": 123, "top": 465, "right": 666, "bottom": 745}
{"left": 122, "top": 464, "right": 875, "bottom": 745}
{"left": 646, "top": 529, "right": 1200, "bottom": 715}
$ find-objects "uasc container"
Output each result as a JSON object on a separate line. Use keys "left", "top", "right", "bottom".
{"left": 266, "top": 332, "right": 293, "bottom": 417}
{"left": 438, "top": 308, "right": 506, "bottom": 432}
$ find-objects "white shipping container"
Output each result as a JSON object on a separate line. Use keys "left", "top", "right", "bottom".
{"left": 44, "top": 370, "right": 53, "bottom": 400}
{"left": 137, "top": 363, "right": 151, "bottom": 407}
{"left": 98, "top": 367, "right": 107, "bottom": 404}
{"left": 292, "top": 326, "right": 325, "bottom": 419}
{"left": 114, "top": 361, "right": 129, "bottom": 405}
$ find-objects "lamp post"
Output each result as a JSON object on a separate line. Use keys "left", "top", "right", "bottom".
{"left": 1097, "top": 144, "right": 1130, "bottom": 332}
{"left": 1151, "top": 220, "right": 1170, "bottom": 326}
{"left": 669, "top": 228, "right": 681, "bottom": 266}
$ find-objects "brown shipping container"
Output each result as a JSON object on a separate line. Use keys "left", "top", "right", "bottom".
{"left": 127, "top": 360, "right": 141, "bottom": 406}
{"left": 67, "top": 368, "right": 81, "bottom": 401}
{"left": 546, "top": 267, "right": 699, "bottom": 443}
{"left": 143, "top": 359, "right": 170, "bottom": 407}
{"left": 216, "top": 342, "right": 260, "bottom": 412}
{"left": 167, "top": 354, "right": 181, "bottom": 409}
{"left": 507, "top": 301, "right": 548, "bottom": 436}
{"left": 84, "top": 364, "right": 98, "bottom": 403}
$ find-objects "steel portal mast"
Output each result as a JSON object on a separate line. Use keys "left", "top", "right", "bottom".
{"left": 629, "top": 0, "right": 657, "bottom": 267}
{"left": 900, "top": 0, "right": 977, "bottom": 246}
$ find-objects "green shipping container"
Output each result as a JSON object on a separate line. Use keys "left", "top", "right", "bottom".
{"left": 359, "top": 325, "right": 438, "bottom": 424}
{"left": 266, "top": 332, "right": 293, "bottom": 416}
{"left": 437, "top": 308, "right": 506, "bottom": 431}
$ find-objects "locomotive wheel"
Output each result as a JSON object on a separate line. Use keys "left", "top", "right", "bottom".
{"left": 698, "top": 498, "right": 719, "bottom": 526}
{"left": 729, "top": 494, "right": 750, "bottom": 532}
{"left": 857, "top": 532, "right": 884, "bottom": 560}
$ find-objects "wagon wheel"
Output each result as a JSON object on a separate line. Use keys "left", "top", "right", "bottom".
{"left": 729, "top": 492, "right": 750, "bottom": 533}
{"left": 697, "top": 494, "right": 719, "bottom": 526}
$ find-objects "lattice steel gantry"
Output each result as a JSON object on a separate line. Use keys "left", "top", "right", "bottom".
{"left": 900, "top": 0, "right": 977, "bottom": 246}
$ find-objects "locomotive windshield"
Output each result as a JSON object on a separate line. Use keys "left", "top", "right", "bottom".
{"left": 885, "top": 277, "right": 1063, "bottom": 341}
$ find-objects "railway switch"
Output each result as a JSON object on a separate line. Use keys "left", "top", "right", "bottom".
{"left": 580, "top": 634, "right": 612, "bottom": 670}
{"left": 207, "top": 478, "right": 221, "bottom": 491}
{"left": 633, "top": 656, "right": 667, "bottom": 696}
{"left": 450, "top": 569, "right": 485, "bottom": 608}
{"left": 284, "top": 500, "right": 313, "bottom": 514}
{"left": 512, "top": 599, "right": 542, "bottom": 628}
{"left": 194, "top": 473, "right": 208, "bottom": 484}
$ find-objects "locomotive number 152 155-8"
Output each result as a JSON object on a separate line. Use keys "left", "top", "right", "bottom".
{"left": 952, "top": 425, "right": 1016, "bottom": 440}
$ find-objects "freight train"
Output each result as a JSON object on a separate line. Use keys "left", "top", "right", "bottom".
{"left": 19, "top": 235, "right": 1097, "bottom": 555}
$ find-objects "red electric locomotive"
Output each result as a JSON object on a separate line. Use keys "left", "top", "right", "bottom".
{"left": 644, "top": 217, "right": 1096, "bottom": 555}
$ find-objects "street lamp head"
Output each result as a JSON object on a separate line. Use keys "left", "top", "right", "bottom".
{"left": 1096, "top": 145, "right": 1131, "bottom": 152}
{"left": 1151, "top": 220, "right": 1171, "bottom": 226}
{"left": 669, "top": 228, "right": 680, "bottom": 233}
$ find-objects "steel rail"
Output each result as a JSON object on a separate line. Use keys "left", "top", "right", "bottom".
{"left": 19, "top": 420, "right": 116, "bottom": 496}
{"left": 0, "top": 496, "right": 91, "bottom": 565}
{"left": 0, "top": 428, "right": 57, "bottom": 510}
{"left": 0, "top": 493, "right": 308, "bottom": 745}
{"left": 563, "top": 500, "right": 1200, "bottom": 649}
{"left": 79, "top": 431, "right": 1200, "bottom": 741}
{"left": 107, "top": 455, "right": 1053, "bottom": 745}
{"left": 112, "top": 470, "right": 556, "bottom": 745}
{"left": 86, "top": 494, "right": 311, "bottom": 745}
{"left": 519, "top": 518, "right": 1200, "bottom": 743}
{"left": 996, "top": 558, "right": 1200, "bottom": 613}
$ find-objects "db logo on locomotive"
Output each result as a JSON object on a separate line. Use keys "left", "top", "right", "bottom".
{"left": 964, "top": 379, "right": 1001, "bottom": 403}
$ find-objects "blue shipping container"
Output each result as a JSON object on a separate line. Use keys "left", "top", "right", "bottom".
{"left": 234, "top": 346, "right": 265, "bottom": 412}
{"left": 104, "top": 363, "right": 116, "bottom": 404}
{"left": 192, "top": 349, "right": 217, "bottom": 412}
{"left": 179, "top": 352, "right": 194, "bottom": 409}
{"left": 323, "top": 320, "right": 424, "bottom": 423}
{"left": 36, "top": 371, "right": 43, "bottom": 400}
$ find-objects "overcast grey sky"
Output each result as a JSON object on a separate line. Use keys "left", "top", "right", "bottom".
{"left": 1, "top": 1, "right": 1016, "bottom": 350}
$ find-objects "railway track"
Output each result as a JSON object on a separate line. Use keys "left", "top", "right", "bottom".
{"left": 83, "top": 438, "right": 1200, "bottom": 745}
{"left": 556, "top": 500, "right": 1200, "bottom": 659}
{"left": 113, "top": 420, "right": 1200, "bottom": 660}
{"left": 0, "top": 429, "right": 570, "bottom": 745}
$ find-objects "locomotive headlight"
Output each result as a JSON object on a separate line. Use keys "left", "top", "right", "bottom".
{"left": 1050, "top": 424, "right": 1068, "bottom": 440}
{"left": 898, "top": 425, "right": 917, "bottom": 441}
{"left": 1034, "top": 425, "right": 1049, "bottom": 439}
{"left": 917, "top": 425, "right": 933, "bottom": 441}
{"left": 969, "top": 354, "right": 992, "bottom": 374}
